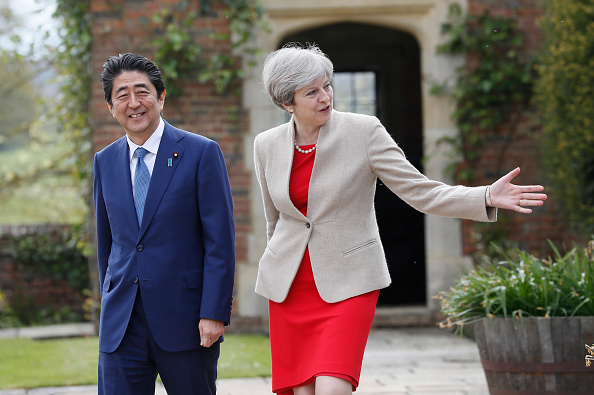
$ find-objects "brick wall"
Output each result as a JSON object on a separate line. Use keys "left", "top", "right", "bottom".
{"left": 89, "top": 0, "right": 250, "bottom": 318}
{"left": 461, "top": 0, "right": 582, "bottom": 257}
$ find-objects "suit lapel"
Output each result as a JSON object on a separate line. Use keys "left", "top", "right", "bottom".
{"left": 111, "top": 138, "right": 140, "bottom": 234}
{"left": 138, "top": 122, "right": 185, "bottom": 239}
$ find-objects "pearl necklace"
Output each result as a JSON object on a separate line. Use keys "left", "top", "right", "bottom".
{"left": 294, "top": 142, "right": 316, "bottom": 154}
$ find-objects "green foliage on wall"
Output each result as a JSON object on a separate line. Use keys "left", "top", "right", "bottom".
{"left": 534, "top": 0, "right": 594, "bottom": 238}
{"left": 199, "top": 0, "right": 267, "bottom": 92}
{"left": 53, "top": 0, "right": 92, "bottom": 187}
{"left": 152, "top": 0, "right": 267, "bottom": 96}
{"left": 151, "top": 8, "right": 203, "bottom": 98}
{"left": 432, "top": 3, "right": 535, "bottom": 182}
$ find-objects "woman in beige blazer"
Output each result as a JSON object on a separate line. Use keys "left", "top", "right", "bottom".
{"left": 254, "top": 44, "right": 547, "bottom": 395}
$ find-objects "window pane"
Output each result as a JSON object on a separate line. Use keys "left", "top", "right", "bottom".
{"left": 333, "top": 72, "right": 376, "bottom": 116}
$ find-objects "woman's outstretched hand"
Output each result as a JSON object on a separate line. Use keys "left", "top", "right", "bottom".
{"left": 489, "top": 167, "right": 547, "bottom": 214}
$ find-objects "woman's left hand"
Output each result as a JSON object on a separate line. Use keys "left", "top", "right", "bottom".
{"left": 489, "top": 167, "right": 547, "bottom": 214}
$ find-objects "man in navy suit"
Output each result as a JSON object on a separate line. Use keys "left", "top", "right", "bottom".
{"left": 93, "top": 53, "right": 235, "bottom": 394}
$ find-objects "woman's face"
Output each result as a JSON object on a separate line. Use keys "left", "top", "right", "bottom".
{"left": 288, "top": 77, "right": 333, "bottom": 133}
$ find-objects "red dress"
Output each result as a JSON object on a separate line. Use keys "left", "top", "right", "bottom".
{"left": 268, "top": 144, "right": 380, "bottom": 394}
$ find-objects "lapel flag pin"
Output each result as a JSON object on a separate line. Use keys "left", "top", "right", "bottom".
{"left": 168, "top": 158, "right": 172, "bottom": 167}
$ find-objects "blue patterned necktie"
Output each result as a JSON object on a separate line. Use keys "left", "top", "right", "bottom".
{"left": 134, "top": 147, "right": 151, "bottom": 225}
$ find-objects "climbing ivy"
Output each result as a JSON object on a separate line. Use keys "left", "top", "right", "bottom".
{"left": 151, "top": 8, "right": 202, "bottom": 98}
{"left": 432, "top": 3, "right": 535, "bottom": 182}
{"left": 199, "top": 0, "right": 267, "bottom": 92}
{"left": 53, "top": 0, "right": 92, "bottom": 187}
{"left": 51, "top": 0, "right": 96, "bottom": 324}
{"left": 152, "top": 0, "right": 266, "bottom": 96}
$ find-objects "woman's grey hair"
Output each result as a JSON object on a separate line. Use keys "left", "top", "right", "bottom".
{"left": 262, "top": 43, "right": 334, "bottom": 111}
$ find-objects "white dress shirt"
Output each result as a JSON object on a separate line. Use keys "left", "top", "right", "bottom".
{"left": 127, "top": 118, "right": 164, "bottom": 195}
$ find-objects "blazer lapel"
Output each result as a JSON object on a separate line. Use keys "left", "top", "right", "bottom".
{"left": 138, "top": 123, "right": 184, "bottom": 239}
{"left": 308, "top": 110, "right": 346, "bottom": 222}
{"left": 271, "top": 118, "right": 307, "bottom": 220}
{"left": 111, "top": 138, "right": 140, "bottom": 234}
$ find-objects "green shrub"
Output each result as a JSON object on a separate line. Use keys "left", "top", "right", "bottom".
{"left": 9, "top": 226, "right": 90, "bottom": 293}
{"left": 0, "top": 288, "right": 20, "bottom": 328}
{"left": 534, "top": 0, "right": 594, "bottom": 237}
{"left": 4, "top": 226, "right": 90, "bottom": 326}
{"left": 5, "top": 288, "right": 82, "bottom": 327}
{"left": 436, "top": 241, "right": 594, "bottom": 331}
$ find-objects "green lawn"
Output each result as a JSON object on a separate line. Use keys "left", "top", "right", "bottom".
{"left": 0, "top": 334, "right": 271, "bottom": 389}
{"left": 218, "top": 333, "right": 272, "bottom": 379}
{"left": 0, "top": 337, "right": 98, "bottom": 389}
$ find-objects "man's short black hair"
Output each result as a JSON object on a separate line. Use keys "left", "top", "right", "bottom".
{"left": 101, "top": 53, "right": 166, "bottom": 106}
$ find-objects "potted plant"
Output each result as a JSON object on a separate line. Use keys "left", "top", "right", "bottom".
{"left": 436, "top": 241, "right": 594, "bottom": 393}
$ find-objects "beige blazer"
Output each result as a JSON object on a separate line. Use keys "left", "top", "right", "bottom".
{"left": 253, "top": 110, "right": 496, "bottom": 303}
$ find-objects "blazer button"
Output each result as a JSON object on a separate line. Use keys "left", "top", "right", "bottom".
{"left": 134, "top": 277, "right": 139, "bottom": 284}
{"left": 137, "top": 244, "right": 144, "bottom": 252}
{"left": 306, "top": 223, "right": 311, "bottom": 229}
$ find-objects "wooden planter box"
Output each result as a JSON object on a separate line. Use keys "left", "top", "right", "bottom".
{"left": 474, "top": 316, "right": 594, "bottom": 394}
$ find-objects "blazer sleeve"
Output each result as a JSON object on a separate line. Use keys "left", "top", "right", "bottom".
{"left": 254, "top": 133, "right": 280, "bottom": 240}
{"left": 196, "top": 141, "right": 236, "bottom": 324}
{"left": 93, "top": 153, "right": 112, "bottom": 290}
{"left": 364, "top": 116, "right": 497, "bottom": 222}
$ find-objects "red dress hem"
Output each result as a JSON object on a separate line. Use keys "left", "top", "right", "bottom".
{"left": 274, "top": 372, "right": 357, "bottom": 395}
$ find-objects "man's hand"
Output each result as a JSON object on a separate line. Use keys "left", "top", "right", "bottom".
{"left": 199, "top": 318, "right": 225, "bottom": 348}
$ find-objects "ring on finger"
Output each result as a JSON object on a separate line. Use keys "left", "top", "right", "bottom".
{"left": 520, "top": 199, "right": 524, "bottom": 206}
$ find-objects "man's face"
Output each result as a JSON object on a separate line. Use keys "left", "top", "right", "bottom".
{"left": 107, "top": 70, "right": 165, "bottom": 145}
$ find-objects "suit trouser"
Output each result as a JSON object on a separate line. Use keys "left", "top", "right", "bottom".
{"left": 98, "top": 290, "right": 220, "bottom": 395}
